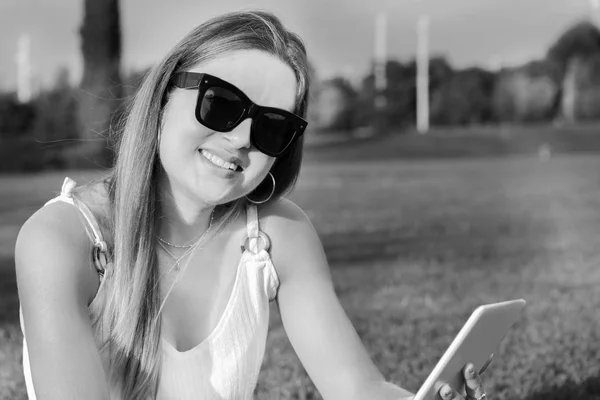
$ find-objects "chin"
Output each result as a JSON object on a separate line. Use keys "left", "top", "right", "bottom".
{"left": 191, "top": 180, "right": 243, "bottom": 206}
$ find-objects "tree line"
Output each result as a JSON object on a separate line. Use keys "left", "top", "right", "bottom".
{"left": 313, "top": 21, "right": 600, "bottom": 131}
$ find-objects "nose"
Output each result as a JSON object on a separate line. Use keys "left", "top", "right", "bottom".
{"left": 224, "top": 118, "right": 252, "bottom": 150}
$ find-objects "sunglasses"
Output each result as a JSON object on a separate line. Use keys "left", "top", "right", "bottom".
{"left": 170, "top": 72, "right": 307, "bottom": 157}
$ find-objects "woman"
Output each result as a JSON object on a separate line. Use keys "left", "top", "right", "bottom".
{"left": 15, "top": 10, "right": 488, "bottom": 400}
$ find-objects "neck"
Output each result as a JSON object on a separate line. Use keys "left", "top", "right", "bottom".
{"left": 157, "top": 174, "right": 215, "bottom": 246}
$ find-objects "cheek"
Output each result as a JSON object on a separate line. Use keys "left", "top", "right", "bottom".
{"left": 159, "top": 115, "right": 206, "bottom": 161}
{"left": 160, "top": 94, "right": 204, "bottom": 146}
{"left": 158, "top": 132, "right": 186, "bottom": 168}
{"left": 245, "top": 153, "right": 275, "bottom": 185}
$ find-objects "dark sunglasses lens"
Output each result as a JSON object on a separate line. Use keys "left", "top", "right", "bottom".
{"left": 253, "top": 113, "right": 296, "bottom": 155}
{"left": 199, "top": 87, "right": 245, "bottom": 130}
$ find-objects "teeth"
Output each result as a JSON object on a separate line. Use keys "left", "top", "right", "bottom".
{"left": 201, "top": 150, "right": 238, "bottom": 171}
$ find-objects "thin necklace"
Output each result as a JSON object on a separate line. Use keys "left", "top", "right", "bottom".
{"left": 157, "top": 211, "right": 216, "bottom": 271}
{"left": 157, "top": 210, "right": 215, "bottom": 249}
{"left": 158, "top": 241, "right": 195, "bottom": 271}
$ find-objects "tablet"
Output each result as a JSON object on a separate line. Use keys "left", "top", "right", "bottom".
{"left": 413, "top": 299, "right": 526, "bottom": 400}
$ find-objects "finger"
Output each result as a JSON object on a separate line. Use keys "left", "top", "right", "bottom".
{"left": 463, "top": 363, "right": 481, "bottom": 390}
{"left": 463, "top": 364, "right": 486, "bottom": 399}
{"left": 438, "top": 384, "right": 466, "bottom": 400}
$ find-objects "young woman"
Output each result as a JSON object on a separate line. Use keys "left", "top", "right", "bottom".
{"left": 15, "top": 10, "right": 488, "bottom": 400}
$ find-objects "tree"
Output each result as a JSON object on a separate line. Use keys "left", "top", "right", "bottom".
{"left": 561, "top": 55, "right": 600, "bottom": 120}
{"left": 428, "top": 56, "right": 454, "bottom": 90}
{"left": 0, "top": 93, "right": 35, "bottom": 138}
{"left": 431, "top": 67, "right": 495, "bottom": 125}
{"left": 547, "top": 21, "right": 600, "bottom": 122}
{"left": 308, "top": 76, "right": 358, "bottom": 132}
{"left": 547, "top": 21, "right": 600, "bottom": 71}
{"left": 327, "top": 77, "right": 358, "bottom": 131}
{"left": 33, "top": 67, "right": 79, "bottom": 143}
{"left": 77, "top": 0, "right": 122, "bottom": 167}
{"left": 492, "top": 60, "right": 562, "bottom": 123}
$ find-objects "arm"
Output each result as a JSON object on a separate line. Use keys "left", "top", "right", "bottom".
{"left": 15, "top": 203, "right": 110, "bottom": 400}
{"left": 263, "top": 199, "right": 414, "bottom": 400}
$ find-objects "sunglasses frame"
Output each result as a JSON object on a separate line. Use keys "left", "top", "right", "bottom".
{"left": 171, "top": 72, "right": 307, "bottom": 157}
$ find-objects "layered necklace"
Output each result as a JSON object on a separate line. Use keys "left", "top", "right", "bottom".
{"left": 157, "top": 209, "right": 216, "bottom": 272}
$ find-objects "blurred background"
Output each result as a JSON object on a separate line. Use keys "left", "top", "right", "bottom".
{"left": 1, "top": 0, "right": 600, "bottom": 399}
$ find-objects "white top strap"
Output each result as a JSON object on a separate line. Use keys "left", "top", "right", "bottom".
{"left": 58, "top": 177, "right": 107, "bottom": 253}
{"left": 60, "top": 176, "right": 77, "bottom": 199}
{"left": 75, "top": 199, "right": 107, "bottom": 253}
{"left": 44, "top": 177, "right": 110, "bottom": 276}
{"left": 44, "top": 177, "right": 76, "bottom": 207}
{"left": 243, "top": 204, "right": 270, "bottom": 254}
{"left": 246, "top": 204, "right": 260, "bottom": 239}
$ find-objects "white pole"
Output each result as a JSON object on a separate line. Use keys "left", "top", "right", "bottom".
{"left": 416, "top": 14, "right": 429, "bottom": 134}
{"left": 591, "top": 0, "right": 600, "bottom": 25}
{"left": 16, "top": 33, "right": 32, "bottom": 103}
{"left": 374, "top": 12, "right": 387, "bottom": 109}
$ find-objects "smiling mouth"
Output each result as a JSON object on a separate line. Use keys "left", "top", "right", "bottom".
{"left": 199, "top": 149, "right": 243, "bottom": 172}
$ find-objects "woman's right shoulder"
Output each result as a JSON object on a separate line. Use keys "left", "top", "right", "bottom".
{"left": 15, "top": 199, "right": 100, "bottom": 306}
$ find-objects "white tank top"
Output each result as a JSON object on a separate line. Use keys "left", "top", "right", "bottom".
{"left": 19, "top": 177, "right": 280, "bottom": 399}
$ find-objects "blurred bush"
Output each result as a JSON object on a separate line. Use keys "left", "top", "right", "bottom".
{"left": 0, "top": 93, "right": 35, "bottom": 136}
{"left": 0, "top": 71, "right": 77, "bottom": 171}
{"left": 0, "top": 137, "right": 47, "bottom": 172}
{"left": 431, "top": 67, "right": 495, "bottom": 125}
{"left": 310, "top": 77, "right": 359, "bottom": 132}
{"left": 0, "top": 66, "right": 148, "bottom": 173}
{"left": 0, "top": 93, "right": 42, "bottom": 171}
{"left": 33, "top": 68, "right": 80, "bottom": 143}
{"left": 492, "top": 60, "right": 562, "bottom": 123}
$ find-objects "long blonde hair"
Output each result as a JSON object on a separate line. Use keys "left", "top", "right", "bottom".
{"left": 82, "top": 10, "right": 311, "bottom": 399}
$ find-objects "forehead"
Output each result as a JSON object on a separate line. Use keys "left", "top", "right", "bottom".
{"left": 189, "top": 50, "right": 298, "bottom": 112}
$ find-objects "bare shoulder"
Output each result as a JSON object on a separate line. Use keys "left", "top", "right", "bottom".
{"left": 259, "top": 197, "right": 312, "bottom": 226}
{"left": 15, "top": 199, "right": 100, "bottom": 308}
{"left": 258, "top": 197, "right": 317, "bottom": 242}
{"left": 15, "top": 195, "right": 111, "bottom": 398}
{"left": 258, "top": 198, "right": 328, "bottom": 283}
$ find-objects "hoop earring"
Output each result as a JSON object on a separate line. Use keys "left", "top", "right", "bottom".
{"left": 246, "top": 172, "right": 276, "bottom": 205}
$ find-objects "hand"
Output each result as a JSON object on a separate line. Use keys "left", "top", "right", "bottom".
{"left": 437, "top": 362, "right": 488, "bottom": 400}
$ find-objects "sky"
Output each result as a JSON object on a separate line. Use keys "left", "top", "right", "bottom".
{"left": 0, "top": 0, "right": 597, "bottom": 91}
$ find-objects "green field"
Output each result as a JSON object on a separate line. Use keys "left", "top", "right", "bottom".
{"left": 1, "top": 139, "right": 600, "bottom": 399}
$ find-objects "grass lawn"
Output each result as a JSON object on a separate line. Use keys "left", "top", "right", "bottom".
{"left": 1, "top": 149, "right": 600, "bottom": 399}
